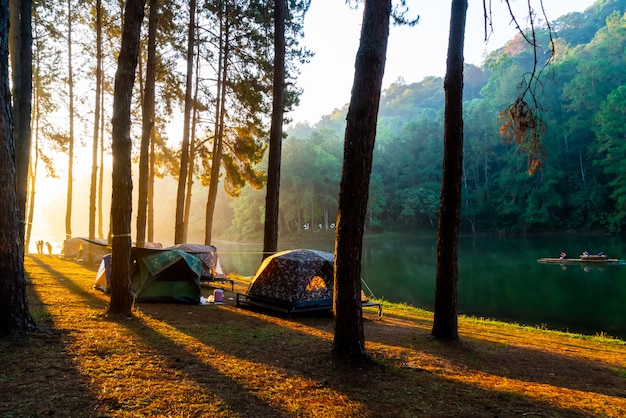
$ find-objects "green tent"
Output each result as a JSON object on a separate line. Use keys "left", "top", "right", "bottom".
{"left": 132, "top": 248, "right": 202, "bottom": 304}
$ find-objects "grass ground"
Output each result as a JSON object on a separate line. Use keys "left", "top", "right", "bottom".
{"left": 1, "top": 254, "right": 625, "bottom": 417}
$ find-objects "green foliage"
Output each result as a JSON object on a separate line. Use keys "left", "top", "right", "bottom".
{"left": 223, "top": 0, "right": 626, "bottom": 238}
{"left": 227, "top": 185, "right": 265, "bottom": 239}
{"left": 29, "top": 0, "right": 626, "bottom": 240}
{"left": 594, "top": 85, "right": 626, "bottom": 229}
{"left": 398, "top": 187, "right": 438, "bottom": 228}
{"left": 367, "top": 173, "right": 386, "bottom": 229}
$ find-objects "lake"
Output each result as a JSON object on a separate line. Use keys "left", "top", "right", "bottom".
{"left": 214, "top": 233, "right": 626, "bottom": 339}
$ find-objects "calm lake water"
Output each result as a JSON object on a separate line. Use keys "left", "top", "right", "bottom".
{"left": 215, "top": 234, "right": 626, "bottom": 339}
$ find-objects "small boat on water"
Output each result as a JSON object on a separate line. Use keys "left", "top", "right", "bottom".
{"left": 538, "top": 255, "right": 620, "bottom": 264}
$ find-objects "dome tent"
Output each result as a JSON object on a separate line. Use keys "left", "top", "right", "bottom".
{"left": 239, "top": 249, "right": 335, "bottom": 314}
{"left": 94, "top": 244, "right": 231, "bottom": 303}
{"left": 131, "top": 248, "right": 203, "bottom": 304}
{"left": 93, "top": 248, "right": 203, "bottom": 304}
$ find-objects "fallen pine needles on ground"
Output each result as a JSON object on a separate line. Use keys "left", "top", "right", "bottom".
{"left": 1, "top": 255, "right": 625, "bottom": 417}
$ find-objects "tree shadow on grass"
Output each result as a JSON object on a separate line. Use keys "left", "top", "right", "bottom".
{"left": 0, "top": 257, "right": 99, "bottom": 416}
{"left": 356, "top": 308, "right": 626, "bottom": 402}
{"left": 25, "top": 255, "right": 299, "bottom": 416}
{"left": 145, "top": 299, "right": 605, "bottom": 417}
{"left": 22, "top": 255, "right": 623, "bottom": 417}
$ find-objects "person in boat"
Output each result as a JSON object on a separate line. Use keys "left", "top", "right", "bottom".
{"left": 560, "top": 252, "right": 567, "bottom": 259}
{"left": 597, "top": 251, "right": 604, "bottom": 257}
{"left": 582, "top": 250, "right": 590, "bottom": 258}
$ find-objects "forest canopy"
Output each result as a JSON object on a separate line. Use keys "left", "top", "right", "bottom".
{"left": 224, "top": 0, "right": 626, "bottom": 238}
{"left": 24, "top": 0, "right": 626, "bottom": 245}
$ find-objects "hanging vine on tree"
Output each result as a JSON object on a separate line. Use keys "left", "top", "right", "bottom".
{"left": 484, "top": 0, "right": 556, "bottom": 174}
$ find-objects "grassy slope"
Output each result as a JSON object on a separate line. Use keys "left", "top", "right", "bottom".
{"left": 0, "top": 255, "right": 625, "bottom": 417}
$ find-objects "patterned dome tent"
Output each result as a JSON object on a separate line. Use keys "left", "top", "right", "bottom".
{"left": 246, "top": 249, "right": 334, "bottom": 310}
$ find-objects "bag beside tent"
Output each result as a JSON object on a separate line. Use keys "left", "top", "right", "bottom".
{"left": 239, "top": 249, "right": 334, "bottom": 313}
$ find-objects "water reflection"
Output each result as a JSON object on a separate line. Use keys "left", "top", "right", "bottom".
{"left": 214, "top": 235, "right": 626, "bottom": 339}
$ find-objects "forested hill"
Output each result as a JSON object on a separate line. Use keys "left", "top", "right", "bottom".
{"left": 226, "top": 0, "right": 626, "bottom": 239}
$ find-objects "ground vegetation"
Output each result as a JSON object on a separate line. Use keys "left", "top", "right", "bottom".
{"left": 2, "top": 255, "right": 625, "bottom": 416}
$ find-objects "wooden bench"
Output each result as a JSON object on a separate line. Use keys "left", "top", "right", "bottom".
{"left": 361, "top": 301, "right": 383, "bottom": 320}
{"left": 200, "top": 275, "right": 234, "bottom": 291}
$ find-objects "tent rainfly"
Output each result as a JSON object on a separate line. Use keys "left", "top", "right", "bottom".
{"left": 169, "top": 243, "right": 233, "bottom": 290}
{"left": 237, "top": 249, "right": 334, "bottom": 313}
{"left": 131, "top": 248, "right": 202, "bottom": 304}
{"left": 93, "top": 248, "right": 203, "bottom": 304}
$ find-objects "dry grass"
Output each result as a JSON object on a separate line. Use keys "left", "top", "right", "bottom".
{"left": 1, "top": 254, "right": 625, "bottom": 417}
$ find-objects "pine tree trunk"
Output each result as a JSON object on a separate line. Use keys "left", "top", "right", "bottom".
{"left": 147, "top": 128, "right": 155, "bottom": 242}
{"left": 109, "top": 0, "right": 145, "bottom": 316}
{"left": 205, "top": 5, "right": 229, "bottom": 246}
{"left": 432, "top": 0, "right": 468, "bottom": 341}
{"left": 333, "top": 0, "right": 391, "bottom": 363}
{"left": 262, "top": 0, "right": 286, "bottom": 260}
{"left": 26, "top": 127, "right": 38, "bottom": 253}
{"left": 174, "top": 0, "right": 196, "bottom": 244}
{"left": 26, "top": 12, "right": 41, "bottom": 254}
{"left": 183, "top": 50, "right": 201, "bottom": 243}
{"left": 136, "top": 0, "right": 157, "bottom": 248}
{"left": 0, "top": 0, "right": 35, "bottom": 335}
{"left": 89, "top": 0, "right": 102, "bottom": 263}
{"left": 65, "top": 0, "right": 74, "bottom": 240}
{"left": 98, "top": 68, "right": 105, "bottom": 240}
{"left": 205, "top": 95, "right": 225, "bottom": 245}
{"left": 9, "top": 0, "right": 32, "bottom": 247}
{"left": 183, "top": 136, "right": 195, "bottom": 243}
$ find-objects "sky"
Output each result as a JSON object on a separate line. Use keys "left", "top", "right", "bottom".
{"left": 288, "top": 0, "right": 598, "bottom": 125}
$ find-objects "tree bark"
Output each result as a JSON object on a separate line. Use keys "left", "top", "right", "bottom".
{"left": 98, "top": 67, "right": 105, "bottom": 240}
{"left": 205, "top": 2, "right": 229, "bottom": 246}
{"left": 183, "top": 46, "right": 201, "bottom": 243}
{"left": 9, "top": 0, "right": 32, "bottom": 249}
{"left": 262, "top": 0, "right": 286, "bottom": 260}
{"left": 432, "top": 0, "right": 468, "bottom": 341}
{"left": 89, "top": 0, "right": 102, "bottom": 262}
{"left": 174, "top": 0, "right": 196, "bottom": 244}
{"left": 65, "top": 0, "right": 74, "bottom": 240}
{"left": 136, "top": 0, "right": 157, "bottom": 248}
{"left": 109, "top": 0, "right": 145, "bottom": 316}
{"left": 147, "top": 127, "right": 155, "bottom": 242}
{"left": 333, "top": 0, "right": 390, "bottom": 363}
{"left": 0, "top": 0, "right": 35, "bottom": 335}
{"left": 25, "top": 107, "right": 38, "bottom": 253}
